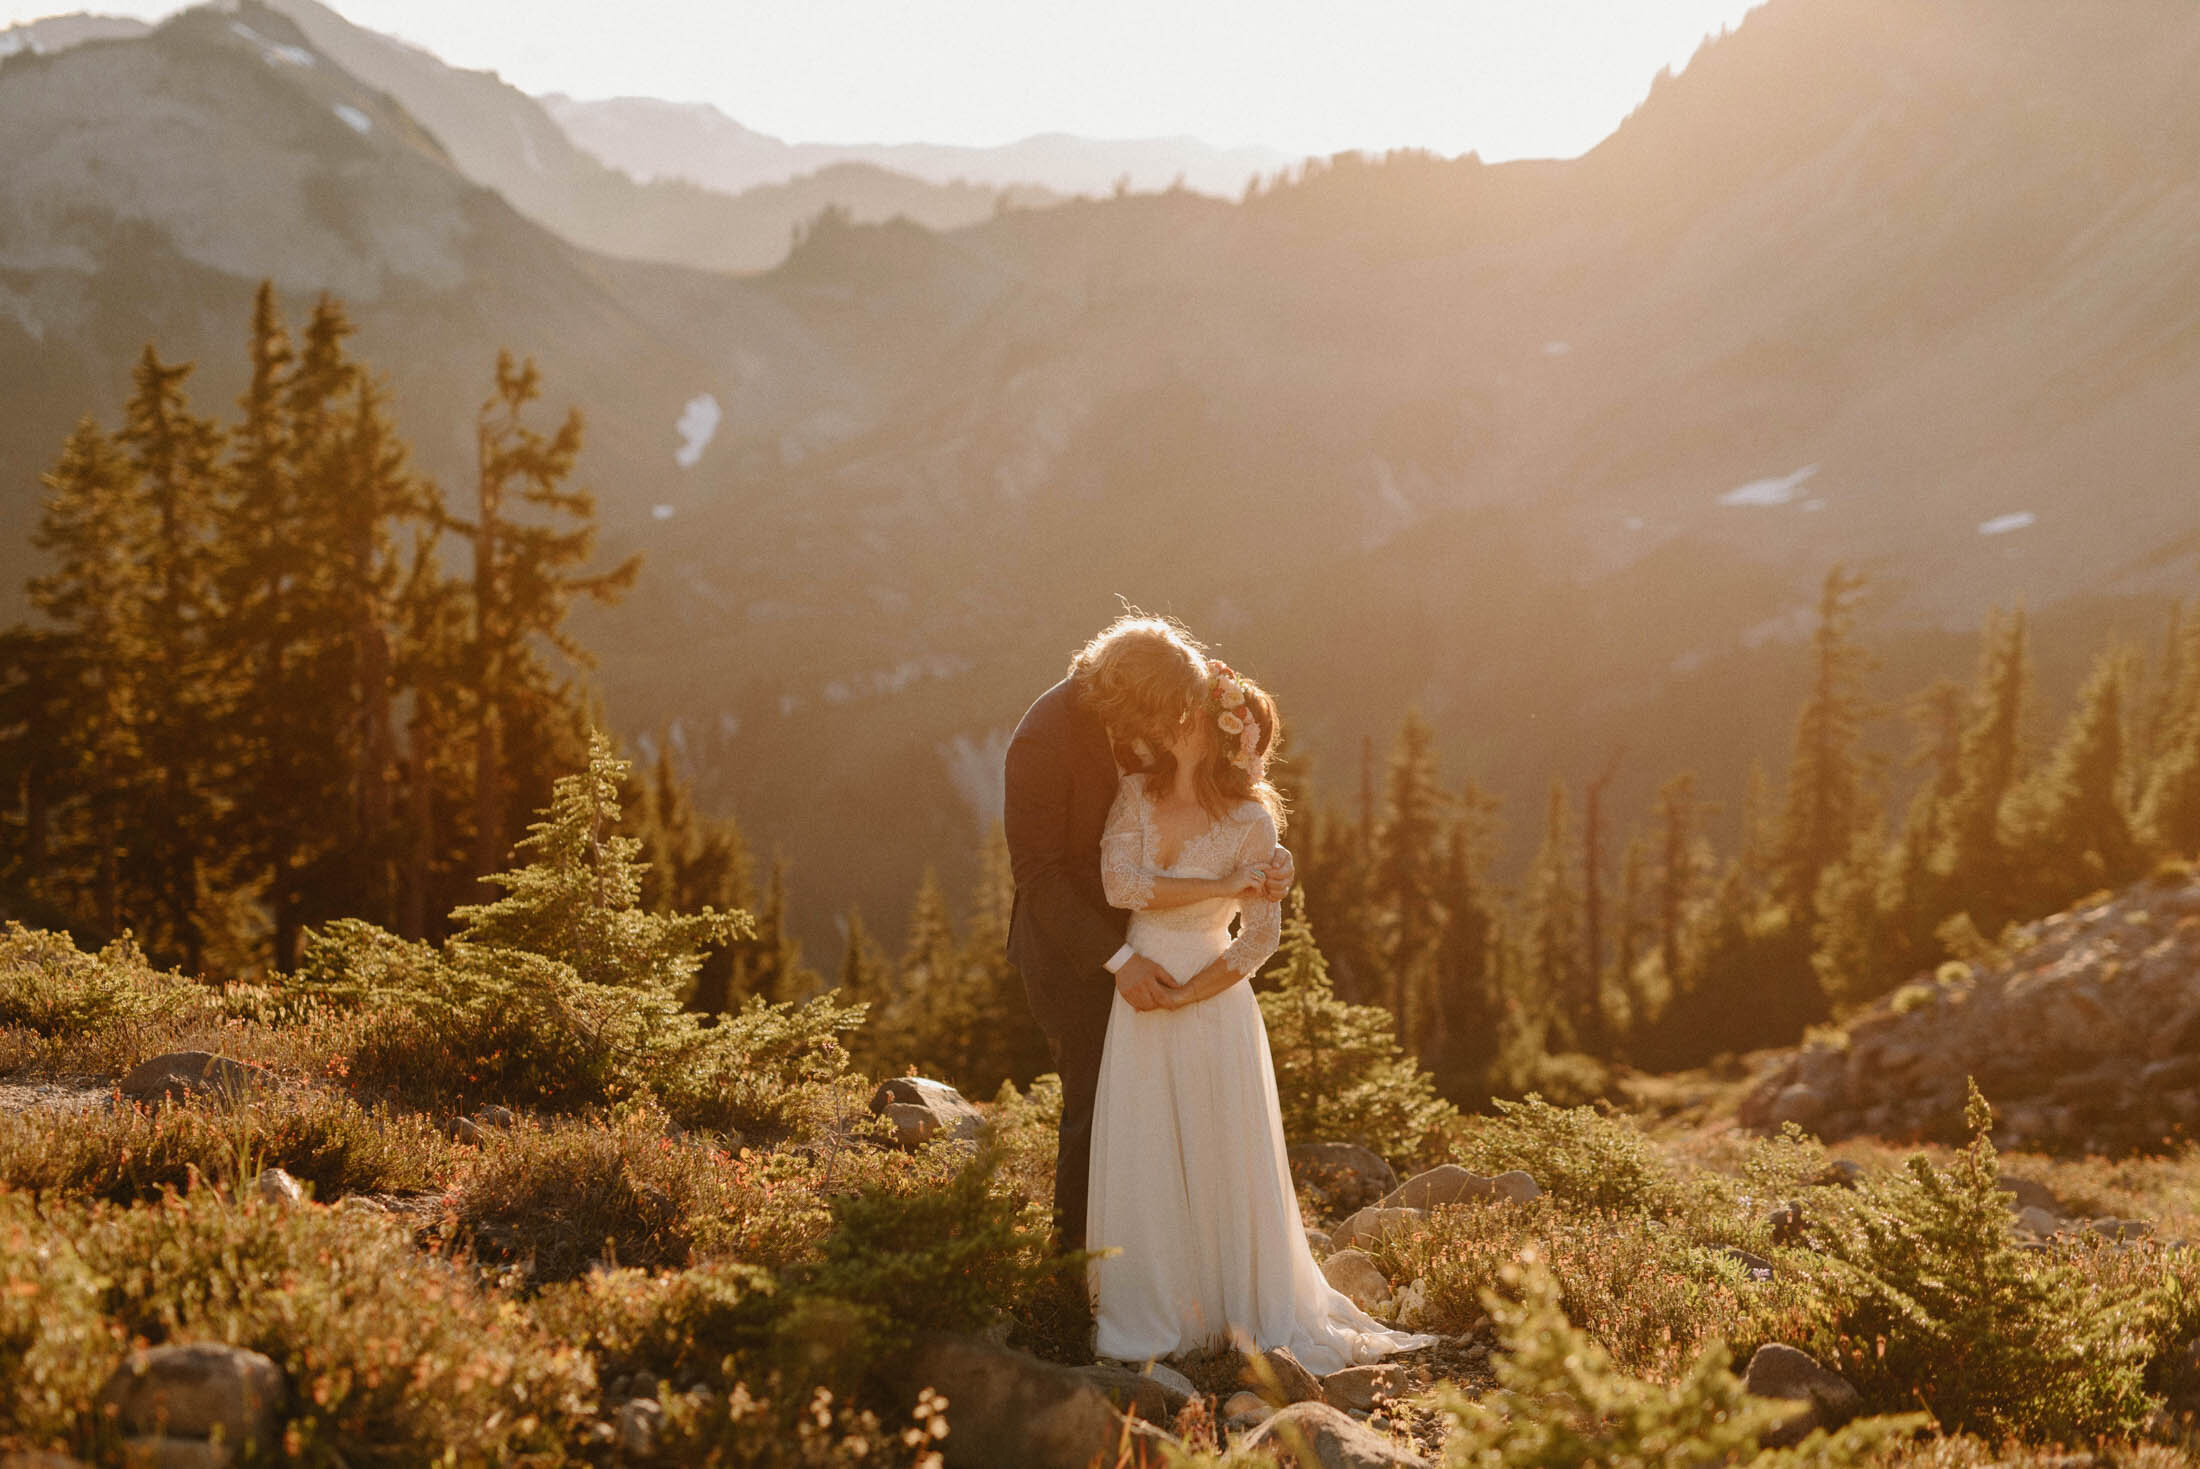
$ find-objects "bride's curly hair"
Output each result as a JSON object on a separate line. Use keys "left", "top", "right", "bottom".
{"left": 1145, "top": 674, "right": 1289, "bottom": 837}
{"left": 1068, "top": 612, "right": 1209, "bottom": 768}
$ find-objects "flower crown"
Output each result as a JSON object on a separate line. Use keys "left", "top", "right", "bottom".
{"left": 1205, "top": 660, "right": 1264, "bottom": 775}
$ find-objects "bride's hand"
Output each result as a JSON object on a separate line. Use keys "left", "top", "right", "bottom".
{"left": 1226, "top": 861, "right": 1270, "bottom": 899}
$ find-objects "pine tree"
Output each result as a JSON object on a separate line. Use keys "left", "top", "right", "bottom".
{"left": 2006, "top": 653, "right": 2142, "bottom": 909}
{"left": 1373, "top": 711, "right": 1447, "bottom": 1048}
{"left": 835, "top": 905, "right": 892, "bottom": 1070}
{"left": 1612, "top": 830, "right": 1650, "bottom": 1038}
{"left": 742, "top": 855, "right": 816, "bottom": 1006}
{"left": 958, "top": 823, "right": 1049, "bottom": 1092}
{"left": 2140, "top": 602, "right": 2200, "bottom": 855}
{"left": 1429, "top": 781, "right": 1502, "bottom": 1101}
{"left": 1935, "top": 609, "right": 2031, "bottom": 932}
{"left": 447, "top": 730, "right": 743, "bottom": 993}
{"left": 1577, "top": 752, "right": 1622, "bottom": 1054}
{"left": 1524, "top": 780, "right": 1582, "bottom": 1049}
{"left": 457, "top": 351, "right": 641, "bottom": 892}
{"left": 1652, "top": 773, "right": 1700, "bottom": 1005}
{"left": 1779, "top": 564, "right": 1873, "bottom": 918}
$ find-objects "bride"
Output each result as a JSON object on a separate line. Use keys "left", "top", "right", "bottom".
{"left": 1086, "top": 661, "right": 1435, "bottom": 1373}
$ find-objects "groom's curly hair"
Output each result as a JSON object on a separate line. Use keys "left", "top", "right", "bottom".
{"left": 1068, "top": 612, "right": 1209, "bottom": 769}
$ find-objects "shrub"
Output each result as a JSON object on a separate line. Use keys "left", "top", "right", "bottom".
{"left": 0, "top": 1088, "right": 449, "bottom": 1205}
{"left": 58, "top": 1188, "right": 592, "bottom": 1464}
{"left": 1453, "top": 1095, "right": 1686, "bottom": 1216}
{"left": 0, "top": 924, "right": 207, "bottom": 1036}
{"left": 1799, "top": 1080, "right": 2161, "bottom": 1440}
{"left": 1422, "top": 1250, "right": 1926, "bottom": 1466}
{"left": 0, "top": 1194, "right": 117, "bottom": 1453}
{"left": 1259, "top": 895, "right": 1461, "bottom": 1172}
{"left": 449, "top": 1103, "right": 836, "bottom": 1283}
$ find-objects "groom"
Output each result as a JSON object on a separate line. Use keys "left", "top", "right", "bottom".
{"left": 1004, "top": 613, "right": 1291, "bottom": 1252}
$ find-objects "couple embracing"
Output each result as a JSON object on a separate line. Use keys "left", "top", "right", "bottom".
{"left": 1003, "top": 613, "right": 1433, "bottom": 1373}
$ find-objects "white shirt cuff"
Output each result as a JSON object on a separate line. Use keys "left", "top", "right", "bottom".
{"left": 1103, "top": 943, "right": 1135, "bottom": 974}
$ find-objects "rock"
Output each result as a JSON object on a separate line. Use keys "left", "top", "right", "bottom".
{"left": 2016, "top": 1205, "right": 2065, "bottom": 1237}
{"left": 1142, "top": 1361, "right": 1197, "bottom": 1400}
{"left": 1742, "top": 1343, "right": 1862, "bottom": 1448}
{"left": 448, "top": 1116, "right": 484, "bottom": 1145}
{"left": 1489, "top": 1170, "right": 1542, "bottom": 1203}
{"left": 98, "top": 1343, "right": 286, "bottom": 1459}
{"left": 2087, "top": 1217, "right": 2154, "bottom": 1242}
{"left": 473, "top": 1104, "right": 517, "bottom": 1129}
{"left": 118, "top": 1053, "right": 271, "bottom": 1104}
{"left": 1073, "top": 1362, "right": 1187, "bottom": 1422}
{"left": 1223, "top": 1390, "right": 1272, "bottom": 1427}
{"left": 615, "top": 1398, "right": 662, "bottom": 1459}
{"left": 1242, "top": 1401, "right": 1431, "bottom": 1467}
{"left": 335, "top": 1194, "right": 385, "bottom": 1216}
{"left": 1330, "top": 1206, "right": 1425, "bottom": 1252}
{"left": 251, "top": 1168, "right": 303, "bottom": 1207}
{"left": 1394, "top": 1279, "right": 1429, "bottom": 1329}
{"left": 1818, "top": 1159, "right": 1866, "bottom": 1188}
{"left": 1320, "top": 1363, "right": 1411, "bottom": 1414}
{"left": 1304, "top": 1227, "right": 1333, "bottom": 1257}
{"left": 1996, "top": 1174, "right": 2060, "bottom": 1214}
{"left": 903, "top": 1334, "right": 1169, "bottom": 1468}
{"left": 1237, "top": 1345, "right": 1324, "bottom": 1407}
{"left": 1289, "top": 1143, "right": 1399, "bottom": 1214}
{"left": 1769, "top": 1084, "right": 1827, "bottom": 1131}
{"left": 1720, "top": 1246, "right": 1774, "bottom": 1280}
{"left": 1379, "top": 1165, "right": 1490, "bottom": 1212}
{"left": 869, "top": 1077, "right": 984, "bottom": 1150}
{"left": 1766, "top": 1200, "right": 1806, "bottom": 1245}
{"left": 1320, "top": 1249, "right": 1393, "bottom": 1311}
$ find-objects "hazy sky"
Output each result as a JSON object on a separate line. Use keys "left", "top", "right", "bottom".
{"left": 4, "top": 0, "right": 1766, "bottom": 159}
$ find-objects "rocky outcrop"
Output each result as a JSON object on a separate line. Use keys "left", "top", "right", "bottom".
{"left": 1241, "top": 1401, "right": 1431, "bottom": 1467}
{"left": 869, "top": 1077, "right": 985, "bottom": 1151}
{"left": 98, "top": 1343, "right": 286, "bottom": 1464}
{"left": 1741, "top": 875, "right": 2200, "bottom": 1152}
{"left": 903, "top": 1335, "right": 1171, "bottom": 1468}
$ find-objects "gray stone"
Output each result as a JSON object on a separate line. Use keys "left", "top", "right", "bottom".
{"left": 1996, "top": 1174, "right": 2059, "bottom": 1214}
{"left": 1142, "top": 1361, "right": 1197, "bottom": 1399}
{"left": 1289, "top": 1143, "right": 1399, "bottom": 1214}
{"left": 1320, "top": 1363, "right": 1411, "bottom": 1414}
{"left": 615, "top": 1398, "right": 662, "bottom": 1459}
{"left": 1766, "top": 1200, "right": 1806, "bottom": 1245}
{"left": 99, "top": 1343, "right": 285, "bottom": 1458}
{"left": 2087, "top": 1217, "right": 2154, "bottom": 1242}
{"left": 1330, "top": 1205, "right": 1425, "bottom": 1252}
{"left": 1378, "top": 1164, "right": 1495, "bottom": 1212}
{"left": 1769, "top": 1083, "right": 1827, "bottom": 1131}
{"left": 118, "top": 1053, "right": 271, "bottom": 1104}
{"left": 904, "top": 1334, "right": 1168, "bottom": 1468}
{"left": 1720, "top": 1246, "right": 1774, "bottom": 1280}
{"left": 448, "top": 1116, "right": 484, "bottom": 1145}
{"left": 473, "top": 1104, "right": 517, "bottom": 1129}
{"left": 335, "top": 1194, "right": 386, "bottom": 1216}
{"left": 1237, "top": 1345, "right": 1324, "bottom": 1407}
{"left": 1489, "top": 1170, "right": 1541, "bottom": 1204}
{"left": 1241, "top": 1400, "right": 1431, "bottom": 1467}
{"left": 1304, "top": 1227, "right": 1333, "bottom": 1257}
{"left": 1320, "top": 1248, "right": 1393, "bottom": 1311}
{"left": 251, "top": 1168, "right": 303, "bottom": 1207}
{"left": 2016, "top": 1204, "right": 2065, "bottom": 1237}
{"left": 869, "top": 1077, "right": 984, "bottom": 1150}
{"left": 1073, "top": 1362, "right": 1187, "bottom": 1423}
{"left": 1818, "top": 1159, "right": 1866, "bottom": 1188}
{"left": 1742, "top": 1343, "right": 1861, "bottom": 1448}
{"left": 1223, "top": 1390, "right": 1272, "bottom": 1428}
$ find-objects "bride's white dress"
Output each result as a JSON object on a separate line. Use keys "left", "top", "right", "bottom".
{"left": 1086, "top": 775, "right": 1437, "bottom": 1373}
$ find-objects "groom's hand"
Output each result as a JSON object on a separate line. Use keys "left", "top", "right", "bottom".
{"left": 1114, "top": 954, "right": 1180, "bottom": 1012}
{"left": 1260, "top": 845, "right": 1296, "bottom": 902}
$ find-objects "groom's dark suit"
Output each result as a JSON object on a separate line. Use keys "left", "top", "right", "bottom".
{"left": 1004, "top": 675, "right": 1131, "bottom": 1252}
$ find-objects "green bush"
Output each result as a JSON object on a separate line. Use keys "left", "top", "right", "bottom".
{"left": 0, "top": 1194, "right": 117, "bottom": 1453}
{"left": 50, "top": 1188, "right": 592, "bottom": 1464}
{"left": 1259, "top": 894, "right": 1461, "bottom": 1173}
{"left": 0, "top": 1087, "right": 449, "bottom": 1205}
{"left": 1423, "top": 1251, "right": 1926, "bottom": 1466}
{"left": 1799, "top": 1080, "right": 2161, "bottom": 1440}
{"left": 1453, "top": 1094, "right": 1687, "bottom": 1216}
{"left": 0, "top": 924, "right": 207, "bottom": 1035}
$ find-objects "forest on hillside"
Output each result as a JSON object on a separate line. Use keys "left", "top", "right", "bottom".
{"left": 5, "top": 289, "right": 2199, "bottom": 1109}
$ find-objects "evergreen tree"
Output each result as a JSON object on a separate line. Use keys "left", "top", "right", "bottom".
{"left": 1577, "top": 752, "right": 1622, "bottom": 1053}
{"left": 2006, "top": 653, "right": 2142, "bottom": 909}
{"left": 1612, "top": 830, "right": 1650, "bottom": 1037}
{"left": 1295, "top": 795, "right": 1380, "bottom": 1006}
{"left": 835, "top": 905, "right": 892, "bottom": 1072}
{"left": 1429, "top": 781, "right": 1502, "bottom": 1100}
{"left": 2140, "top": 602, "right": 2200, "bottom": 856}
{"left": 742, "top": 855, "right": 816, "bottom": 1006}
{"left": 1934, "top": 609, "right": 2031, "bottom": 933}
{"left": 958, "top": 823, "right": 1049, "bottom": 1092}
{"left": 1373, "top": 711, "right": 1446, "bottom": 1047}
{"left": 116, "top": 346, "right": 227, "bottom": 970}
{"left": 1652, "top": 773, "right": 1699, "bottom": 1010}
{"left": 1778, "top": 564, "right": 1873, "bottom": 918}
{"left": 1524, "top": 780, "right": 1582, "bottom": 1048}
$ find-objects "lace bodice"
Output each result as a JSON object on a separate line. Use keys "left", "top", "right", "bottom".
{"left": 1099, "top": 774, "right": 1283, "bottom": 981}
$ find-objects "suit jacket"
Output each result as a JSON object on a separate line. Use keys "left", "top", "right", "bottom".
{"left": 1004, "top": 676, "right": 1130, "bottom": 1032}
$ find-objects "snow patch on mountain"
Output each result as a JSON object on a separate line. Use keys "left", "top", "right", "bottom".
{"left": 940, "top": 728, "right": 1010, "bottom": 832}
{"left": 1719, "top": 464, "right": 1820, "bottom": 507}
{"left": 1979, "top": 511, "right": 2036, "bottom": 536}
{"left": 675, "top": 393, "right": 721, "bottom": 468}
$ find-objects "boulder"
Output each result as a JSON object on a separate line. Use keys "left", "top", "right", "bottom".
{"left": 1765, "top": 1201, "right": 1806, "bottom": 1245}
{"left": 1319, "top": 1249, "right": 1393, "bottom": 1311}
{"left": 1241, "top": 1401, "right": 1431, "bottom": 1467}
{"left": 903, "top": 1334, "right": 1170, "bottom": 1468}
{"left": 1996, "top": 1174, "right": 2060, "bottom": 1214}
{"left": 448, "top": 1116, "right": 484, "bottom": 1145}
{"left": 251, "top": 1168, "right": 304, "bottom": 1207}
{"left": 1304, "top": 1228, "right": 1333, "bottom": 1257}
{"left": 614, "top": 1398, "right": 662, "bottom": 1459}
{"left": 1320, "top": 1363, "right": 1411, "bottom": 1414}
{"left": 1489, "top": 1170, "right": 1541, "bottom": 1204}
{"left": 473, "top": 1104, "right": 517, "bottom": 1129}
{"left": 1378, "top": 1165, "right": 1491, "bottom": 1212}
{"left": 2015, "top": 1205, "right": 2065, "bottom": 1237}
{"left": 1720, "top": 1246, "right": 1774, "bottom": 1281}
{"left": 1223, "top": 1390, "right": 1272, "bottom": 1428}
{"left": 1768, "top": 1083, "right": 1828, "bottom": 1131}
{"left": 1073, "top": 1362, "right": 1188, "bottom": 1422}
{"left": 118, "top": 1053, "right": 271, "bottom": 1104}
{"left": 1741, "top": 1343, "right": 1862, "bottom": 1448}
{"left": 1330, "top": 1206, "right": 1424, "bottom": 1252}
{"left": 98, "top": 1343, "right": 286, "bottom": 1459}
{"left": 869, "top": 1077, "right": 984, "bottom": 1150}
{"left": 1288, "top": 1143, "right": 1399, "bottom": 1214}
{"left": 1142, "top": 1361, "right": 1197, "bottom": 1399}
{"left": 1236, "top": 1345, "right": 1324, "bottom": 1407}
{"left": 1817, "top": 1159, "right": 1866, "bottom": 1188}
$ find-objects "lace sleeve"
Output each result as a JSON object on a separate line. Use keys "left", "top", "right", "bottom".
{"left": 1220, "top": 805, "right": 1282, "bottom": 979}
{"left": 1099, "top": 777, "right": 1155, "bottom": 910}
